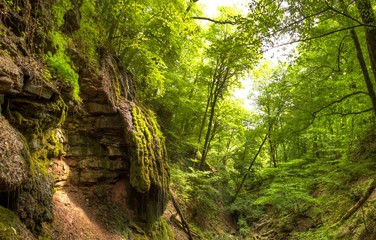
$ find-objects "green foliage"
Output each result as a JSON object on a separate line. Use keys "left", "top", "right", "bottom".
{"left": 237, "top": 215, "right": 251, "bottom": 237}
{"left": 52, "top": 0, "right": 73, "bottom": 28}
{"left": 251, "top": 159, "right": 318, "bottom": 215}
{"left": 46, "top": 32, "right": 80, "bottom": 101}
{"left": 4, "top": 0, "right": 13, "bottom": 6}
{"left": 291, "top": 228, "right": 337, "bottom": 240}
{"left": 171, "top": 166, "right": 221, "bottom": 220}
{"left": 72, "top": 0, "right": 102, "bottom": 64}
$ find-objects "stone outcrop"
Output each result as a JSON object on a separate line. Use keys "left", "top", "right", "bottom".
{"left": 60, "top": 56, "right": 170, "bottom": 227}
{"left": 0, "top": 55, "right": 23, "bottom": 94}
{"left": 0, "top": 1, "right": 171, "bottom": 238}
{"left": 0, "top": 116, "right": 53, "bottom": 235}
{"left": 0, "top": 116, "right": 28, "bottom": 191}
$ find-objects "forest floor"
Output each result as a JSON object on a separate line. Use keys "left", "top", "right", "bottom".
{"left": 49, "top": 184, "right": 197, "bottom": 240}
{"left": 50, "top": 185, "right": 126, "bottom": 240}
{"left": 49, "top": 184, "right": 236, "bottom": 240}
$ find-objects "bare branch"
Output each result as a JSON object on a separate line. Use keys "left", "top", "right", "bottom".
{"left": 325, "top": 2, "right": 364, "bottom": 26}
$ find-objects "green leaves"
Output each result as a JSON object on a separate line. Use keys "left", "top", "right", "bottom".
{"left": 97, "top": 0, "right": 196, "bottom": 101}
{"left": 46, "top": 31, "right": 80, "bottom": 101}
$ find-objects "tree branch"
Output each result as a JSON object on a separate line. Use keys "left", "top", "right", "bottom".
{"left": 169, "top": 189, "right": 194, "bottom": 240}
{"left": 192, "top": 16, "right": 236, "bottom": 25}
{"left": 264, "top": 24, "right": 365, "bottom": 51}
{"left": 321, "top": 108, "right": 373, "bottom": 117}
{"left": 185, "top": 0, "right": 199, "bottom": 14}
{"left": 285, "top": 91, "right": 369, "bottom": 139}
{"left": 312, "top": 91, "right": 369, "bottom": 115}
{"left": 325, "top": 1, "right": 364, "bottom": 26}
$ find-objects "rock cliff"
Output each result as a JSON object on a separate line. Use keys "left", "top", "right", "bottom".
{"left": 0, "top": 1, "right": 171, "bottom": 239}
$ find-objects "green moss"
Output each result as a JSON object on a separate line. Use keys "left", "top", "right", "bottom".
{"left": 150, "top": 218, "right": 174, "bottom": 240}
{"left": 0, "top": 206, "right": 25, "bottom": 239}
{"left": 30, "top": 127, "right": 65, "bottom": 178}
{"left": 46, "top": 48, "right": 80, "bottom": 101}
{"left": 51, "top": 96, "right": 68, "bottom": 126}
{"left": 129, "top": 103, "right": 169, "bottom": 194}
{"left": 30, "top": 148, "right": 49, "bottom": 177}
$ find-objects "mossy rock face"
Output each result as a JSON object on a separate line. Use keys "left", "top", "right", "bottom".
{"left": 150, "top": 218, "right": 174, "bottom": 240}
{"left": 0, "top": 116, "right": 53, "bottom": 236}
{"left": 129, "top": 103, "right": 169, "bottom": 194}
{"left": 16, "top": 162, "right": 53, "bottom": 235}
{"left": 0, "top": 205, "right": 33, "bottom": 239}
{"left": 118, "top": 99, "right": 170, "bottom": 226}
{"left": 0, "top": 116, "right": 29, "bottom": 191}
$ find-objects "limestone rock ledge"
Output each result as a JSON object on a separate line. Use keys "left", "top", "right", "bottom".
{"left": 0, "top": 1, "right": 171, "bottom": 238}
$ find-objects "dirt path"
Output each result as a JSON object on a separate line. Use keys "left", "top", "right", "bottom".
{"left": 51, "top": 186, "right": 125, "bottom": 240}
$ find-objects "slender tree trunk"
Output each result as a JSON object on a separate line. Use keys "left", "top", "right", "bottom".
{"left": 199, "top": 93, "right": 218, "bottom": 170}
{"left": 197, "top": 78, "right": 215, "bottom": 145}
{"left": 349, "top": 28, "right": 376, "bottom": 115}
{"left": 230, "top": 133, "right": 269, "bottom": 204}
{"left": 169, "top": 189, "right": 194, "bottom": 240}
{"left": 339, "top": 0, "right": 376, "bottom": 115}
{"left": 355, "top": 0, "right": 376, "bottom": 83}
{"left": 268, "top": 127, "right": 277, "bottom": 167}
{"left": 221, "top": 129, "right": 235, "bottom": 165}
{"left": 198, "top": 59, "right": 222, "bottom": 145}
{"left": 199, "top": 65, "right": 229, "bottom": 170}
{"left": 267, "top": 106, "right": 277, "bottom": 167}
{"left": 282, "top": 141, "right": 287, "bottom": 162}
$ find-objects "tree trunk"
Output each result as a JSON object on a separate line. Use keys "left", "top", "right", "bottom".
{"left": 199, "top": 93, "right": 218, "bottom": 170}
{"left": 231, "top": 133, "right": 269, "bottom": 204}
{"left": 169, "top": 189, "right": 194, "bottom": 240}
{"left": 268, "top": 130, "right": 277, "bottom": 167}
{"left": 349, "top": 27, "right": 376, "bottom": 115}
{"left": 199, "top": 65, "right": 230, "bottom": 170}
{"left": 355, "top": 0, "right": 376, "bottom": 83}
{"left": 339, "top": 0, "right": 376, "bottom": 115}
{"left": 221, "top": 129, "right": 235, "bottom": 165}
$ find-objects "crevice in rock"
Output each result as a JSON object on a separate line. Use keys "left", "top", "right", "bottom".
{"left": 0, "top": 94, "right": 4, "bottom": 114}
{"left": 0, "top": 190, "right": 18, "bottom": 210}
